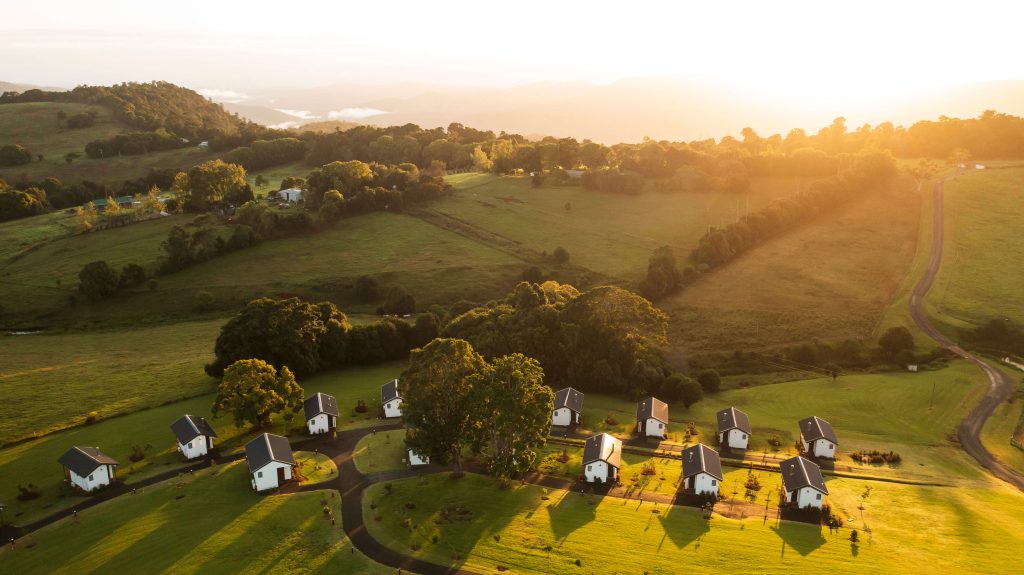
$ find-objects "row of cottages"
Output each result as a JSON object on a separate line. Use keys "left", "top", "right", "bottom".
{"left": 381, "top": 379, "right": 403, "bottom": 418}
{"left": 57, "top": 447, "right": 119, "bottom": 492}
{"left": 799, "top": 416, "right": 839, "bottom": 459}
{"left": 681, "top": 443, "right": 724, "bottom": 495}
{"left": 636, "top": 397, "right": 669, "bottom": 438}
{"left": 582, "top": 433, "right": 622, "bottom": 483}
{"left": 245, "top": 433, "right": 296, "bottom": 491}
{"left": 305, "top": 392, "right": 339, "bottom": 434}
{"left": 171, "top": 414, "right": 218, "bottom": 459}
{"left": 780, "top": 455, "right": 829, "bottom": 509}
{"left": 552, "top": 387, "right": 584, "bottom": 426}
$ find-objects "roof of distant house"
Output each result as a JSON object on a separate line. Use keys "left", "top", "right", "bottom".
{"left": 304, "top": 392, "right": 339, "bottom": 421}
{"left": 717, "top": 406, "right": 751, "bottom": 435}
{"left": 681, "top": 443, "right": 724, "bottom": 481}
{"left": 636, "top": 397, "right": 668, "bottom": 424}
{"left": 582, "top": 433, "right": 622, "bottom": 469}
{"left": 798, "top": 416, "right": 838, "bottom": 444}
{"left": 381, "top": 379, "right": 401, "bottom": 403}
{"left": 58, "top": 446, "right": 119, "bottom": 477}
{"left": 170, "top": 414, "right": 218, "bottom": 444}
{"left": 780, "top": 455, "right": 829, "bottom": 495}
{"left": 554, "top": 387, "right": 584, "bottom": 413}
{"left": 244, "top": 433, "right": 295, "bottom": 473}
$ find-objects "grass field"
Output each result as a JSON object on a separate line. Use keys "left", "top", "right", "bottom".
{"left": 247, "top": 160, "right": 308, "bottom": 192}
{"left": 0, "top": 362, "right": 402, "bottom": 523}
{"left": 363, "top": 471, "right": 1024, "bottom": 575}
{"left": 0, "top": 461, "right": 390, "bottom": 575}
{"left": 353, "top": 429, "right": 411, "bottom": 474}
{"left": 928, "top": 166, "right": 1024, "bottom": 330}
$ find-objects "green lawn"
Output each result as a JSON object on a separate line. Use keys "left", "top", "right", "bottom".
{"left": 295, "top": 451, "right": 339, "bottom": 484}
{"left": 247, "top": 160, "right": 308, "bottom": 192}
{"left": 353, "top": 429, "right": 411, "bottom": 474}
{"left": 980, "top": 369, "right": 1024, "bottom": 475}
{"left": 0, "top": 209, "right": 78, "bottom": 266}
{"left": 0, "top": 461, "right": 390, "bottom": 575}
{"left": 363, "top": 471, "right": 1024, "bottom": 575}
{"left": 928, "top": 166, "right": 1024, "bottom": 329}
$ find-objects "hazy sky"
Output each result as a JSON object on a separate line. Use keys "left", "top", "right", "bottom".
{"left": 3, "top": 0, "right": 1023, "bottom": 100}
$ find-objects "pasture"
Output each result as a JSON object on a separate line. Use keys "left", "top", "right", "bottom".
{"left": 0, "top": 461, "right": 390, "bottom": 575}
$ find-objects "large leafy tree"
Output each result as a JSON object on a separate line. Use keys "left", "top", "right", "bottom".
{"left": 469, "top": 353, "right": 553, "bottom": 483}
{"left": 206, "top": 297, "right": 326, "bottom": 377}
{"left": 212, "top": 359, "right": 303, "bottom": 428}
{"left": 78, "top": 260, "right": 120, "bottom": 300}
{"left": 402, "top": 338, "right": 486, "bottom": 475}
{"left": 185, "top": 159, "right": 247, "bottom": 210}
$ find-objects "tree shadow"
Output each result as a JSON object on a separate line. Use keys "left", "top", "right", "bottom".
{"left": 656, "top": 503, "right": 710, "bottom": 550}
{"left": 771, "top": 520, "right": 826, "bottom": 557}
{"left": 546, "top": 487, "right": 599, "bottom": 541}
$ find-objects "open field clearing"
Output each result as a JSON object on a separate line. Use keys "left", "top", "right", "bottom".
{"left": 0, "top": 461, "right": 390, "bottom": 575}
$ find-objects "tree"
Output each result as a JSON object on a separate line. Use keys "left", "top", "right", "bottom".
{"left": 469, "top": 353, "right": 553, "bottom": 483}
{"left": 254, "top": 174, "right": 267, "bottom": 190}
{"left": 878, "top": 326, "right": 914, "bottom": 361}
{"left": 552, "top": 246, "right": 570, "bottom": 265}
{"left": 384, "top": 286, "right": 416, "bottom": 315}
{"left": 186, "top": 159, "right": 247, "bottom": 210}
{"left": 64, "top": 152, "right": 80, "bottom": 165}
{"left": 0, "top": 144, "right": 32, "bottom": 166}
{"left": 119, "top": 263, "right": 147, "bottom": 287}
{"left": 212, "top": 359, "right": 303, "bottom": 428}
{"left": 697, "top": 369, "right": 721, "bottom": 393}
{"left": 78, "top": 260, "right": 120, "bottom": 300}
{"left": 402, "top": 338, "right": 487, "bottom": 475}
{"left": 471, "top": 145, "right": 493, "bottom": 172}
{"left": 679, "top": 376, "right": 704, "bottom": 408}
{"left": 354, "top": 275, "right": 380, "bottom": 302}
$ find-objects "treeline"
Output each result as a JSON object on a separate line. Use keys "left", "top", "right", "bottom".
{"left": 0, "top": 144, "right": 34, "bottom": 166}
{"left": 84, "top": 129, "right": 187, "bottom": 158}
{"left": 204, "top": 297, "right": 439, "bottom": 377}
{"left": 222, "top": 138, "right": 307, "bottom": 171}
{"left": 0, "top": 180, "right": 49, "bottom": 222}
{"left": 965, "top": 318, "right": 1024, "bottom": 356}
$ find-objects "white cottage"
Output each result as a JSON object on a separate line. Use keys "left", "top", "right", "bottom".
{"left": 552, "top": 387, "right": 584, "bottom": 426}
{"left": 780, "top": 455, "right": 829, "bottom": 509}
{"left": 245, "top": 433, "right": 296, "bottom": 492}
{"left": 58, "top": 446, "right": 119, "bottom": 492}
{"left": 304, "top": 392, "right": 339, "bottom": 435}
{"left": 407, "top": 448, "right": 429, "bottom": 466}
{"left": 716, "top": 406, "right": 751, "bottom": 450}
{"left": 381, "top": 379, "right": 402, "bottom": 418}
{"left": 636, "top": 397, "right": 668, "bottom": 438}
{"left": 681, "top": 443, "right": 724, "bottom": 496}
{"left": 170, "top": 414, "right": 218, "bottom": 459}
{"left": 798, "top": 416, "right": 839, "bottom": 459}
{"left": 582, "top": 433, "right": 622, "bottom": 483}
{"left": 279, "top": 187, "right": 303, "bottom": 202}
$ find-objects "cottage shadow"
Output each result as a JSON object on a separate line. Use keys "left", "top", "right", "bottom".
{"left": 656, "top": 503, "right": 710, "bottom": 550}
{"left": 546, "top": 487, "right": 600, "bottom": 541}
{"left": 771, "top": 520, "right": 826, "bottom": 556}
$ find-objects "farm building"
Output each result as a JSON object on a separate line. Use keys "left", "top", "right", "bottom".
{"left": 170, "top": 414, "right": 218, "bottom": 459}
{"left": 381, "top": 379, "right": 403, "bottom": 418}
{"left": 552, "top": 387, "right": 584, "bottom": 426}
{"left": 681, "top": 443, "right": 724, "bottom": 496}
{"left": 582, "top": 433, "right": 622, "bottom": 484}
{"left": 245, "top": 433, "right": 296, "bottom": 492}
{"left": 408, "top": 448, "right": 429, "bottom": 466}
{"left": 636, "top": 397, "right": 669, "bottom": 438}
{"left": 304, "top": 392, "right": 339, "bottom": 435}
{"left": 57, "top": 446, "right": 119, "bottom": 492}
{"left": 716, "top": 406, "right": 751, "bottom": 450}
{"left": 798, "top": 416, "right": 839, "bottom": 459}
{"left": 780, "top": 455, "right": 829, "bottom": 509}
{"left": 279, "top": 188, "right": 303, "bottom": 202}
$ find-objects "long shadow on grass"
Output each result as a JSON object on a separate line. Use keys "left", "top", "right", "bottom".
{"left": 546, "top": 488, "right": 598, "bottom": 541}
{"left": 770, "top": 520, "right": 826, "bottom": 557}
{"left": 656, "top": 503, "right": 710, "bottom": 550}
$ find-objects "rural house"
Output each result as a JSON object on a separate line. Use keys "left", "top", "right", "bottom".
{"left": 636, "top": 397, "right": 669, "bottom": 438}
{"left": 552, "top": 387, "right": 584, "bottom": 426}
{"left": 582, "top": 433, "right": 622, "bottom": 483}
{"left": 170, "top": 414, "right": 218, "bottom": 459}
{"left": 57, "top": 446, "right": 119, "bottom": 492}
{"left": 681, "top": 443, "right": 724, "bottom": 496}
{"left": 245, "top": 433, "right": 296, "bottom": 492}
{"left": 279, "top": 188, "right": 303, "bottom": 202}
{"left": 304, "top": 392, "right": 339, "bottom": 435}
{"left": 780, "top": 455, "right": 829, "bottom": 509}
{"left": 716, "top": 406, "right": 751, "bottom": 450}
{"left": 381, "top": 379, "right": 402, "bottom": 418}
{"left": 407, "top": 448, "right": 429, "bottom": 466}
{"left": 798, "top": 416, "right": 839, "bottom": 459}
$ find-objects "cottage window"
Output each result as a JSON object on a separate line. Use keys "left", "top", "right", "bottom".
{"left": 711, "top": 479, "right": 717, "bottom": 486}
{"left": 658, "top": 422, "right": 663, "bottom": 429}
{"left": 816, "top": 493, "right": 822, "bottom": 500}
{"left": 587, "top": 465, "right": 592, "bottom": 471}
{"left": 88, "top": 474, "right": 94, "bottom": 481}
{"left": 828, "top": 444, "right": 834, "bottom": 450}
{"left": 257, "top": 471, "right": 263, "bottom": 478}
{"left": 741, "top": 434, "right": 747, "bottom": 439}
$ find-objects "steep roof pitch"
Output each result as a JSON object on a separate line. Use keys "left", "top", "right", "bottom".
{"left": 681, "top": 443, "right": 724, "bottom": 480}
{"left": 244, "top": 433, "right": 295, "bottom": 474}
{"left": 304, "top": 392, "right": 339, "bottom": 421}
{"left": 381, "top": 379, "right": 401, "bottom": 403}
{"left": 636, "top": 397, "right": 669, "bottom": 424}
{"left": 716, "top": 406, "right": 751, "bottom": 435}
{"left": 798, "top": 416, "right": 839, "bottom": 444}
{"left": 780, "top": 455, "right": 829, "bottom": 495}
{"left": 170, "top": 414, "right": 218, "bottom": 445}
{"left": 554, "top": 387, "right": 585, "bottom": 413}
{"left": 58, "top": 446, "right": 119, "bottom": 477}
{"left": 582, "top": 433, "right": 622, "bottom": 470}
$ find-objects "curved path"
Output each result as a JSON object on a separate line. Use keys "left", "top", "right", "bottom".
{"left": 909, "top": 178, "right": 1024, "bottom": 491}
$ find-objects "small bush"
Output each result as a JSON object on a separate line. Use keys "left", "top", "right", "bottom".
{"left": 766, "top": 434, "right": 782, "bottom": 448}
{"left": 744, "top": 472, "right": 762, "bottom": 492}
{"left": 16, "top": 483, "right": 42, "bottom": 501}
{"left": 850, "top": 450, "right": 901, "bottom": 465}
{"left": 355, "top": 400, "right": 368, "bottom": 413}
{"left": 641, "top": 462, "right": 658, "bottom": 476}
{"left": 604, "top": 414, "right": 619, "bottom": 426}
{"left": 849, "top": 529, "right": 859, "bottom": 543}
{"left": 85, "top": 411, "right": 99, "bottom": 424}
{"left": 574, "top": 559, "right": 582, "bottom": 567}
{"left": 129, "top": 444, "right": 146, "bottom": 462}
{"left": 400, "top": 518, "right": 412, "bottom": 529}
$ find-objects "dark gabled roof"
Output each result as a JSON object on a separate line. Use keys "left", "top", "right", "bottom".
{"left": 780, "top": 455, "right": 829, "bottom": 495}
{"left": 554, "top": 387, "right": 584, "bottom": 413}
{"left": 798, "top": 416, "right": 839, "bottom": 444}
{"left": 170, "top": 414, "right": 218, "bottom": 444}
{"left": 304, "top": 392, "right": 339, "bottom": 421}
{"left": 58, "top": 446, "right": 119, "bottom": 477}
{"left": 636, "top": 397, "right": 668, "bottom": 424}
{"left": 582, "top": 433, "right": 622, "bottom": 469}
{"left": 381, "top": 379, "right": 400, "bottom": 403}
{"left": 244, "top": 433, "right": 295, "bottom": 473}
{"left": 681, "top": 443, "right": 724, "bottom": 480}
{"left": 717, "top": 406, "right": 751, "bottom": 434}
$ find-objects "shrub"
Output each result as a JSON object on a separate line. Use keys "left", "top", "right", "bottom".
{"left": 641, "top": 462, "right": 657, "bottom": 476}
{"left": 355, "top": 399, "right": 368, "bottom": 413}
{"left": 129, "top": 445, "right": 146, "bottom": 462}
{"left": 604, "top": 414, "right": 619, "bottom": 426}
{"left": 697, "top": 369, "right": 721, "bottom": 393}
{"left": 850, "top": 529, "right": 859, "bottom": 543}
{"left": 400, "top": 517, "right": 412, "bottom": 529}
{"left": 78, "top": 260, "right": 120, "bottom": 300}
{"left": 850, "top": 450, "right": 902, "bottom": 465}
{"left": 767, "top": 434, "right": 782, "bottom": 448}
{"left": 85, "top": 411, "right": 99, "bottom": 424}
{"left": 16, "top": 483, "right": 42, "bottom": 501}
{"left": 553, "top": 247, "right": 570, "bottom": 265}
{"left": 744, "top": 472, "right": 762, "bottom": 492}
{"left": 194, "top": 290, "right": 216, "bottom": 312}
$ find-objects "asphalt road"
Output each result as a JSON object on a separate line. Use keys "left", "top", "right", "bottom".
{"left": 909, "top": 178, "right": 1024, "bottom": 491}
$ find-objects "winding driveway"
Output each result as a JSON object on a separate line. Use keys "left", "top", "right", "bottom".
{"left": 909, "top": 178, "right": 1024, "bottom": 491}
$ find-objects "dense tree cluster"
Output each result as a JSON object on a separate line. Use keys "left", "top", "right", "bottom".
{"left": 0, "top": 180, "right": 49, "bottom": 221}
{"left": 222, "top": 138, "right": 307, "bottom": 171}
{"left": 0, "top": 144, "right": 33, "bottom": 166}
{"left": 303, "top": 159, "right": 450, "bottom": 218}
{"left": 84, "top": 129, "right": 186, "bottom": 158}
{"left": 966, "top": 318, "right": 1024, "bottom": 356}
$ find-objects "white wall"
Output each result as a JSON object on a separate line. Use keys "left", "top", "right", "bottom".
{"left": 383, "top": 398, "right": 402, "bottom": 418}
{"left": 688, "top": 472, "right": 719, "bottom": 496}
{"left": 307, "top": 413, "right": 333, "bottom": 435}
{"left": 552, "top": 407, "right": 574, "bottom": 426}
{"left": 178, "top": 436, "right": 211, "bottom": 459}
{"left": 251, "top": 461, "right": 293, "bottom": 491}
{"left": 68, "top": 464, "right": 113, "bottom": 492}
{"left": 796, "top": 486, "right": 825, "bottom": 509}
{"left": 641, "top": 418, "right": 665, "bottom": 438}
{"left": 408, "top": 449, "right": 429, "bottom": 466}
{"left": 812, "top": 439, "right": 836, "bottom": 458}
{"left": 585, "top": 460, "right": 614, "bottom": 483}
{"left": 722, "top": 428, "right": 748, "bottom": 449}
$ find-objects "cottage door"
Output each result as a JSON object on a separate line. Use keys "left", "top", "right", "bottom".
{"left": 277, "top": 466, "right": 286, "bottom": 484}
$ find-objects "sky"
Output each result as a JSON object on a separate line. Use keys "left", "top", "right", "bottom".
{"left": 2, "top": 0, "right": 1024, "bottom": 102}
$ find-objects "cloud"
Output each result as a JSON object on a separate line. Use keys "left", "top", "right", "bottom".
{"left": 197, "top": 88, "right": 249, "bottom": 103}
{"left": 328, "top": 107, "right": 388, "bottom": 120}
{"left": 274, "top": 109, "right": 319, "bottom": 120}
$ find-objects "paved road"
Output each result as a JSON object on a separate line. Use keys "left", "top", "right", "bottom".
{"left": 909, "top": 178, "right": 1024, "bottom": 491}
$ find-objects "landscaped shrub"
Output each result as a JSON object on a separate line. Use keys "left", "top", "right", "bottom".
{"left": 641, "top": 462, "right": 657, "bottom": 476}
{"left": 767, "top": 434, "right": 782, "bottom": 448}
{"left": 744, "top": 472, "right": 762, "bottom": 492}
{"left": 850, "top": 450, "right": 901, "bottom": 465}
{"left": 604, "top": 414, "right": 619, "bottom": 426}
{"left": 85, "top": 411, "right": 99, "bottom": 424}
{"left": 17, "top": 483, "right": 42, "bottom": 501}
{"left": 129, "top": 445, "right": 146, "bottom": 462}
{"left": 355, "top": 400, "right": 368, "bottom": 413}
{"left": 400, "top": 517, "right": 412, "bottom": 529}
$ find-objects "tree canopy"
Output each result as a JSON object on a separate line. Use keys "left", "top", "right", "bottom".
{"left": 212, "top": 359, "right": 303, "bottom": 428}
